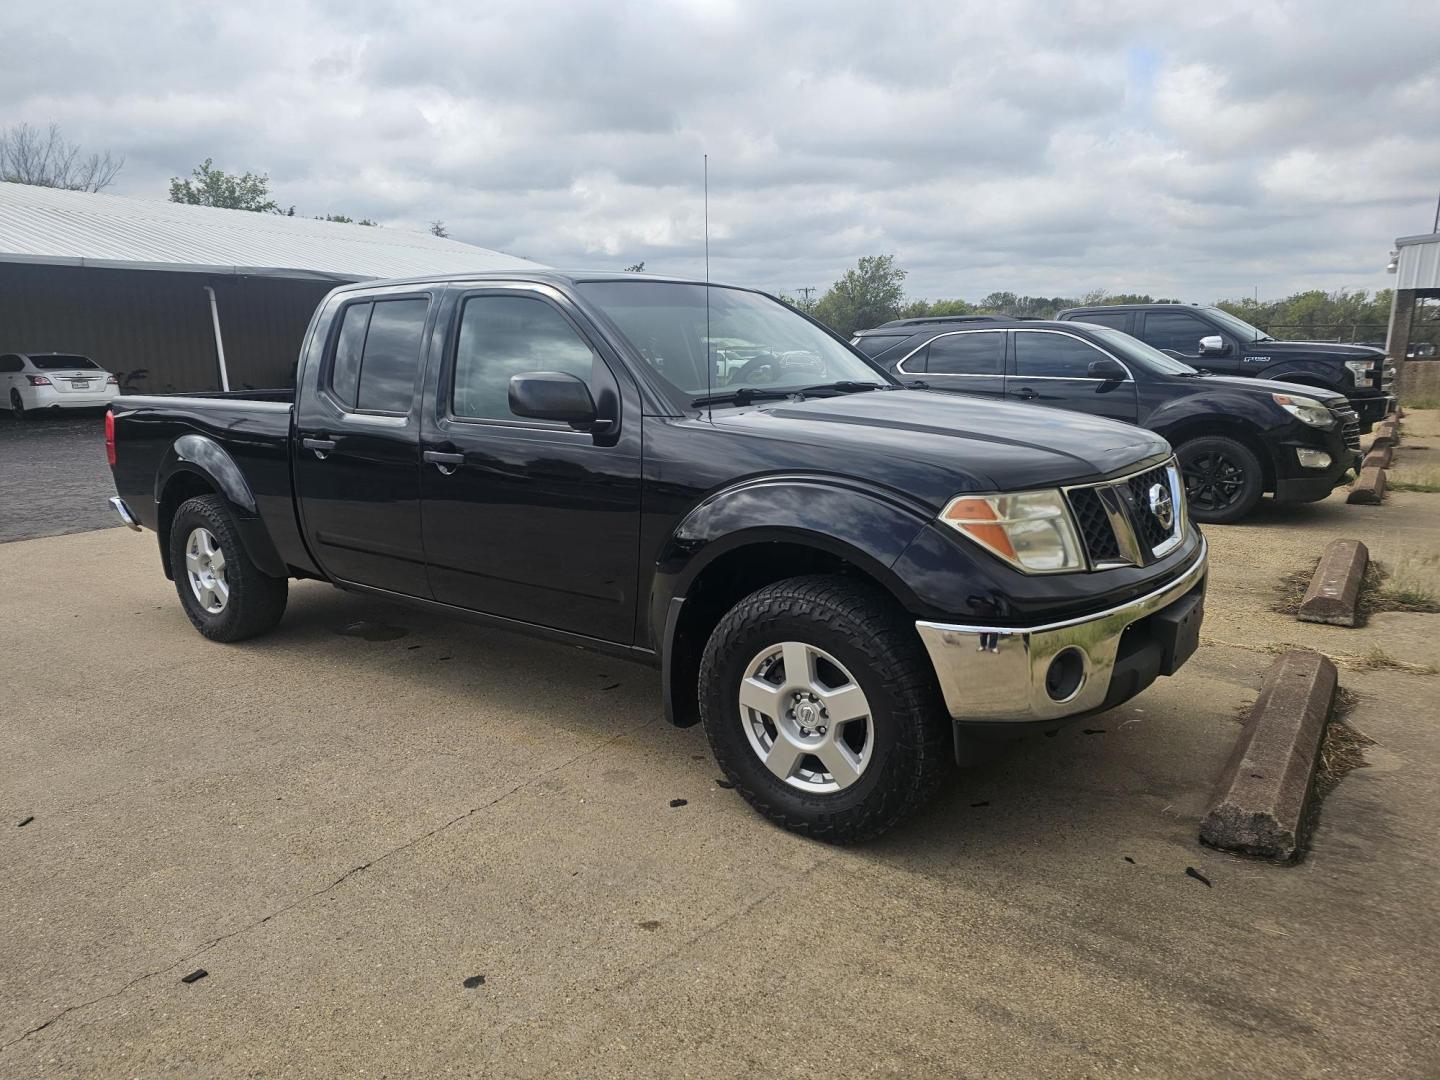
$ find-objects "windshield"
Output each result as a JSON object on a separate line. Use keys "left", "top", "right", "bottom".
{"left": 575, "top": 281, "right": 887, "bottom": 401}
{"left": 1204, "top": 307, "right": 1273, "bottom": 343}
{"left": 30, "top": 354, "right": 99, "bottom": 370}
{"left": 1087, "top": 327, "right": 1200, "bottom": 375}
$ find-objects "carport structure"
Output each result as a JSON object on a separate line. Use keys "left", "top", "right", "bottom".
{"left": 0, "top": 182, "right": 542, "bottom": 394}
{"left": 1387, "top": 231, "right": 1440, "bottom": 398}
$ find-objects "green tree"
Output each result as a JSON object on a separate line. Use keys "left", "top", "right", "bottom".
{"left": 169, "top": 159, "right": 279, "bottom": 212}
{"left": 623, "top": 261, "right": 646, "bottom": 273}
{"left": 318, "top": 213, "right": 377, "bottom": 226}
{"left": 811, "top": 255, "right": 907, "bottom": 336}
{"left": 429, "top": 220, "right": 449, "bottom": 237}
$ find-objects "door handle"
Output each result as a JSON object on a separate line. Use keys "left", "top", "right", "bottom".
{"left": 1012, "top": 387, "right": 1038, "bottom": 400}
{"left": 423, "top": 450, "right": 465, "bottom": 475}
{"left": 302, "top": 436, "right": 337, "bottom": 459}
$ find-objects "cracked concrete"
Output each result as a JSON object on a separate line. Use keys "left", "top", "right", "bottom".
{"left": 3, "top": 422, "right": 1440, "bottom": 1077}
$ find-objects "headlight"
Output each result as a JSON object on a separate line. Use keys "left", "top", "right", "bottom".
{"left": 939, "top": 489, "right": 1084, "bottom": 573}
{"left": 1272, "top": 393, "right": 1335, "bottom": 428}
{"left": 1343, "top": 360, "right": 1374, "bottom": 379}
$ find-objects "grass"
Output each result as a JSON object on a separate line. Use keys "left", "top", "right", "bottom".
{"left": 1365, "top": 554, "right": 1440, "bottom": 615}
{"left": 1399, "top": 395, "right": 1440, "bottom": 410}
{"left": 1314, "top": 720, "right": 1374, "bottom": 799}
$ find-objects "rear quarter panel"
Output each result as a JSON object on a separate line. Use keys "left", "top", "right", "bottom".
{"left": 109, "top": 393, "right": 316, "bottom": 576}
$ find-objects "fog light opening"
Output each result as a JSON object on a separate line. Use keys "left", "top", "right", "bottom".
{"left": 1045, "top": 648, "right": 1087, "bottom": 703}
{"left": 1296, "top": 448, "right": 1332, "bottom": 470}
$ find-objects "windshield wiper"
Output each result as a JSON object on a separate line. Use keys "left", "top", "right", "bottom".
{"left": 690, "top": 381, "right": 888, "bottom": 408}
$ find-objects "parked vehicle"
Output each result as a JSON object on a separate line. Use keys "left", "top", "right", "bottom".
{"left": 2, "top": 352, "right": 120, "bottom": 418}
{"left": 1052, "top": 304, "right": 1395, "bottom": 431}
{"left": 853, "top": 317, "right": 1361, "bottom": 524}
{"left": 107, "top": 272, "right": 1207, "bottom": 840}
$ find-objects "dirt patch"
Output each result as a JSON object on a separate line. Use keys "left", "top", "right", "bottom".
{"left": 1202, "top": 638, "right": 1439, "bottom": 676}
{"left": 1272, "top": 560, "right": 1440, "bottom": 622}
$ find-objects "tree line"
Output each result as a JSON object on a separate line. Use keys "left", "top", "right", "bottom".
{"left": 782, "top": 254, "right": 1425, "bottom": 346}
{"left": 1, "top": 122, "right": 448, "bottom": 233}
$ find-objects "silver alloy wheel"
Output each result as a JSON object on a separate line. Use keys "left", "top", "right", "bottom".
{"left": 738, "top": 641, "right": 874, "bottom": 793}
{"left": 184, "top": 526, "right": 229, "bottom": 614}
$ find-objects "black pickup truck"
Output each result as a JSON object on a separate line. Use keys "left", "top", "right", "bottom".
{"left": 853, "top": 316, "right": 1361, "bottom": 523}
{"left": 1055, "top": 303, "right": 1395, "bottom": 431}
{"left": 107, "top": 272, "right": 1207, "bottom": 841}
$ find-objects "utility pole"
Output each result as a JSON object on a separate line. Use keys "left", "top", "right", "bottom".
{"left": 796, "top": 286, "right": 816, "bottom": 306}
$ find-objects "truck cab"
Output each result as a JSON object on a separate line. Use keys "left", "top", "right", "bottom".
{"left": 1055, "top": 304, "right": 1395, "bottom": 431}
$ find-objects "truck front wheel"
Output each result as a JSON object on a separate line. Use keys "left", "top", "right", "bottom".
{"left": 699, "top": 575, "right": 950, "bottom": 842}
{"left": 169, "top": 495, "right": 288, "bottom": 642}
{"left": 1176, "top": 435, "right": 1265, "bottom": 524}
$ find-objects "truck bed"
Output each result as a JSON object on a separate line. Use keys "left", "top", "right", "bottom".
{"left": 108, "top": 389, "right": 312, "bottom": 576}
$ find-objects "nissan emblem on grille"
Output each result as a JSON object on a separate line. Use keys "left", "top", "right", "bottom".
{"left": 1147, "top": 483, "right": 1175, "bottom": 530}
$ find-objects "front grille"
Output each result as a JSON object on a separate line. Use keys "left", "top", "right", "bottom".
{"left": 1064, "top": 459, "right": 1183, "bottom": 570}
{"left": 1068, "top": 487, "right": 1119, "bottom": 562}
{"left": 1335, "top": 408, "right": 1361, "bottom": 451}
{"left": 1126, "top": 465, "right": 1175, "bottom": 550}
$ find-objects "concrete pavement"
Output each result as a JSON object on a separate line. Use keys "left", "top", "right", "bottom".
{"left": 3, "top": 459, "right": 1440, "bottom": 1076}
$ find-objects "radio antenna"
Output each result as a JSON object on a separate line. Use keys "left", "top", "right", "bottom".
{"left": 703, "top": 153, "right": 712, "bottom": 421}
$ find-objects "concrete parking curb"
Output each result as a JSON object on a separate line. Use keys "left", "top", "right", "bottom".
{"left": 1370, "top": 422, "right": 1399, "bottom": 451}
{"left": 1199, "top": 649, "right": 1337, "bottom": 862}
{"left": 1347, "top": 466, "right": 1386, "bottom": 505}
{"left": 1362, "top": 446, "right": 1391, "bottom": 470}
{"left": 1297, "top": 539, "right": 1369, "bottom": 626}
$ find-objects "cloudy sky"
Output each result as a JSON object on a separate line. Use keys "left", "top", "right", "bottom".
{"left": 4, "top": 0, "right": 1438, "bottom": 301}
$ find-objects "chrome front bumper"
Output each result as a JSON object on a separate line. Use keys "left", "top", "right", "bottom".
{"left": 915, "top": 539, "right": 1207, "bottom": 724}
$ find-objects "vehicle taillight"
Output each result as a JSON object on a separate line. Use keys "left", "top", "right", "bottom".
{"left": 105, "top": 409, "right": 116, "bottom": 467}
{"left": 106, "top": 374, "right": 119, "bottom": 385}
{"left": 25, "top": 374, "right": 52, "bottom": 386}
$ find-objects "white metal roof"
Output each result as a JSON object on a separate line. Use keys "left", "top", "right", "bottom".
{"left": 1394, "top": 231, "right": 1440, "bottom": 293}
{"left": 0, "top": 181, "right": 545, "bottom": 282}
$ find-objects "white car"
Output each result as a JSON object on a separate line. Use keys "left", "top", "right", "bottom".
{"left": 1, "top": 352, "right": 121, "bottom": 418}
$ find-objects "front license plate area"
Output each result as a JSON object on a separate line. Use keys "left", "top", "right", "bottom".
{"left": 1153, "top": 591, "right": 1203, "bottom": 676}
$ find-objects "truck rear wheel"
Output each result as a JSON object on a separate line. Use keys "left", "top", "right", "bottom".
{"left": 1177, "top": 435, "right": 1265, "bottom": 524}
{"left": 699, "top": 575, "right": 950, "bottom": 842}
{"left": 169, "top": 495, "right": 288, "bottom": 642}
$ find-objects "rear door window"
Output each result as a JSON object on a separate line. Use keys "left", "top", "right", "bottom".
{"left": 1013, "top": 332, "right": 1109, "bottom": 378}
{"left": 924, "top": 332, "right": 1005, "bottom": 375}
{"left": 328, "top": 298, "right": 430, "bottom": 414}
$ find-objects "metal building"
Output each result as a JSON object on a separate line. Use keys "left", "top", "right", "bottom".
{"left": 0, "top": 182, "right": 544, "bottom": 394}
{"left": 1387, "top": 231, "right": 1440, "bottom": 397}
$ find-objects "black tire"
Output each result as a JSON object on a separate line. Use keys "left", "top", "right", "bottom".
{"left": 11, "top": 390, "right": 31, "bottom": 420}
{"left": 699, "top": 575, "right": 950, "bottom": 843}
{"left": 1177, "top": 435, "right": 1265, "bottom": 524}
{"left": 169, "top": 494, "right": 288, "bottom": 642}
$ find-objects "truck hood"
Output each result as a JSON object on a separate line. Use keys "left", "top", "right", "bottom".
{"left": 708, "top": 389, "right": 1170, "bottom": 498}
{"left": 1247, "top": 340, "right": 1384, "bottom": 360}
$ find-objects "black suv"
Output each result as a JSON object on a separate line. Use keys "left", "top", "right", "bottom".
{"left": 853, "top": 316, "right": 1360, "bottom": 523}
{"left": 1054, "top": 303, "right": 1394, "bottom": 431}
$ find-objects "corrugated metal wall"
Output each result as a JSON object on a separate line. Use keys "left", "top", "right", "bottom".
{"left": 0, "top": 263, "right": 337, "bottom": 393}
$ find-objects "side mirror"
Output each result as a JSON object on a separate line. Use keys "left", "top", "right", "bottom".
{"left": 1087, "top": 357, "right": 1127, "bottom": 381}
{"left": 1198, "top": 335, "right": 1227, "bottom": 356}
{"left": 508, "top": 371, "right": 598, "bottom": 427}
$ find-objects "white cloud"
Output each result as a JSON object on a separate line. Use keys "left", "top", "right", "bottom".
{"left": 1, "top": 0, "right": 1437, "bottom": 301}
